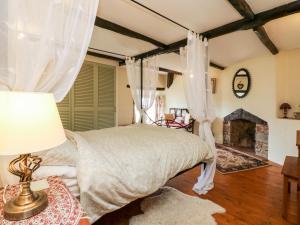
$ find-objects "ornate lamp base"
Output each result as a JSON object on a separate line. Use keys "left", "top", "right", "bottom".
{"left": 4, "top": 185, "right": 48, "bottom": 220}
{"left": 3, "top": 154, "right": 48, "bottom": 221}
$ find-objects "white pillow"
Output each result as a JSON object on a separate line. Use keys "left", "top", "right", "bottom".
{"left": 33, "top": 165, "right": 79, "bottom": 197}
{"left": 33, "top": 165, "right": 77, "bottom": 180}
{"left": 38, "top": 134, "right": 78, "bottom": 167}
{"left": 184, "top": 113, "right": 191, "bottom": 124}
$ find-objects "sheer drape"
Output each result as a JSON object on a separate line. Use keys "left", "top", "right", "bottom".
{"left": 0, "top": 0, "right": 99, "bottom": 102}
{"left": 180, "top": 31, "right": 217, "bottom": 195}
{"left": 126, "top": 57, "right": 158, "bottom": 123}
{"left": 155, "top": 95, "right": 165, "bottom": 121}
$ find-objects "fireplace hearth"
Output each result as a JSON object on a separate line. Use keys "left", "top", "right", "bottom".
{"left": 223, "top": 109, "right": 268, "bottom": 158}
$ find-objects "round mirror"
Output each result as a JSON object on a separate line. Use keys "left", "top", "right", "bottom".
{"left": 232, "top": 68, "right": 251, "bottom": 98}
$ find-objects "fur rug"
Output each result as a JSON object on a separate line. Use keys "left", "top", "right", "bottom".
{"left": 129, "top": 187, "right": 225, "bottom": 225}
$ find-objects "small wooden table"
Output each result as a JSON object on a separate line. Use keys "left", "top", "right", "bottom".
{"left": 281, "top": 156, "right": 299, "bottom": 220}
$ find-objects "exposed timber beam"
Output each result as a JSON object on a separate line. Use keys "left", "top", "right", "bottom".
{"left": 167, "top": 72, "right": 174, "bottom": 88}
{"left": 122, "top": 1, "right": 300, "bottom": 62}
{"left": 227, "top": 0, "right": 254, "bottom": 19}
{"left": 87, "top": 51, "right": 124, "bottom": 61}
{"left": 94, "top": 17, "right": 167, "bottom": 49}
{"left": 119, "top": 55, "right": 225, "bottom": 70}
{"left": 210, "top": 62, "right": 225, "bottom": 70}
{"left": 227, "top": 0, "right": 279, "bottom": 55}
{"left": 253, "top": 26, "right": 279, "bottom": 54}
{"left": 159, "top": 67, "right": 182, "bottom": 74}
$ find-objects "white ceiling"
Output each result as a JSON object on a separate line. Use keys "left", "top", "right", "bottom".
{"left": 265, "top": 13, "right": 300, "bottom": 51}
{"left": 210, "top": 30, "right": 271, "bottom": 67}
{"left": 90, "top": 27, "right": 156, "bottom": 57}
{"left": 90, "top": 0, "right": 300, "bottom": 68}
{"left": 246, "top": 0, "right": 294, "bottom": 14}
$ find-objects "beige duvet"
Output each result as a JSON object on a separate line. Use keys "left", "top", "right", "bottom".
{"left": 68, "top": 125, "right": 214, "bottom": 223}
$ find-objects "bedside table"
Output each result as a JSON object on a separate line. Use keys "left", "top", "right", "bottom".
{"left": 0, "top": 177, "right": 88, "bottom": 225}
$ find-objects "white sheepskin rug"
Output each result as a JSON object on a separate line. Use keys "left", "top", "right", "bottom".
{"left": 129, "top": 187, "right": 225, "bottom": 225}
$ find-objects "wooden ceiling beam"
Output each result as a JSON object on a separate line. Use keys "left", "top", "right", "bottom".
{"left": 159, "top": 67, "right": 182, "bottom": 74}
{"left": 86, "top": 51, "right": 190, "bottom": 73}
{"left": 227, "top": 0, "right": 279, "bottom": 55}
{"left": 227, "top": 0, "right": 254, "bottom": 19}
{"left": 94, "top": 17, "right": 167, "bottom": 49}
{"left": 253, "top": 26, "right": 279, "bottom": 54}
{"left": 87, "top": 51, "right": 124, "bottom": 61}
{"left": 121, "top": 1, "right": 300, "bottom": 62}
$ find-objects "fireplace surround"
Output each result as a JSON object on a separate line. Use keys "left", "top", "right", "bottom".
{"left": 223, "top": 108, "right": 268, "bottom": 158}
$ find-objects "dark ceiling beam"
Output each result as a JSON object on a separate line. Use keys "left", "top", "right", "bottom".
{"left": 121, "top": 1, "right": 300, "bottom": 62}
{"left": 227, "top": 0, "right": 279, "bottom": 55}
{"left": 159, "top": 67, "right": 182, "bottom": 74}
{"left": 210, "top": 62, "right": 225, "bottom": 70}
{"left": 94, "top": 17, "right": 167, "bottom": 49}
{"left": 86, "top": 51, "right": 189, "bottom": 72}
{"left": 87, "top": 51, "right": 124, "bottom": 61}
{"left": 253, "top": 26, "right": 279, "bottom": 54}
{"left": 119, "top": 53, "right": 225, "bottom": 70}
{"left": 203, "top": 1, "right": 300, "bottom": 38}
{"left": 227, "top": 0, "right": 254, "bottom": 19}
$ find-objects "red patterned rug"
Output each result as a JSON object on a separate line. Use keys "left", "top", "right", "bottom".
{"left": 217, "top": 145, "right": 269, "bottom": 174}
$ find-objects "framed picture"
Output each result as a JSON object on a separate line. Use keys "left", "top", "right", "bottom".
{"left": 211, "top": 78, "right": 216, "bottom": 94}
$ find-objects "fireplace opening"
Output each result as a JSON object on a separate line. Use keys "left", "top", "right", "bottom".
{"left": 230, "top": 119, "right": 256, "bottom": 149}
{"left": 223, "top": 109, "right": 268, "bottom": 159}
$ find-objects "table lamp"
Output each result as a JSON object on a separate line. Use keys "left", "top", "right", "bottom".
{"left": 0, "top": 91, "right": 66, "bottom": 221}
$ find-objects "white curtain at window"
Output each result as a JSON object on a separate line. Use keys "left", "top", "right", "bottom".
{"left": 180, "top": 31, "right": 217, "bottom": 195}
{"left": 0, "top": 0, "right": 99, "bottom": 102}
{"left": 126, "top": 57, "right": 158, "bottom": 123}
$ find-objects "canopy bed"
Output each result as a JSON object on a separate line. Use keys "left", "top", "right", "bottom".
{"left": 0, "top": 1, "right": 217, "bottom": 223}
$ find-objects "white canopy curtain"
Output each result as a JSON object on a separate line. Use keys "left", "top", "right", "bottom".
{"left": 126, "top": 57, "right": 158, "bottom": 123}
{"left": 180, "top": 31, "right": 217, "bottom": 195}
{"left": 0, "top": 0, "right": 98, "bottom": 187}
{"left": 0, "top": 0, "right": 99, "bottom": 102}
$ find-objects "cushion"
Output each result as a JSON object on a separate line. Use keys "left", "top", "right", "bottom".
{"left": 184, "top": 113, "right": 191, "bottom": 124}
{"left": 38, "top": 130, "right": 78, "bottom": 166}
{"left": 164, "top": 114, "right": 175, "bottom": 121}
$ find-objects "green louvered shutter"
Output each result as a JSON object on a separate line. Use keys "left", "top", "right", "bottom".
{"left": 73, "top": 62, "right": 96, "bottom": 131}
{"left": 57, "top": 91, "right": 72, "bottom": 130}
{"left": 97, "top": 64, "right": 116, "bottom": 129}
{"left": 57, "top": 61, "right": 116, "bottom": 131}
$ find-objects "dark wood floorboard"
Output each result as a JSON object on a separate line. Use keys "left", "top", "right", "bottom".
{"left": 95, "top": 163, "right": 296, "bottom": 225}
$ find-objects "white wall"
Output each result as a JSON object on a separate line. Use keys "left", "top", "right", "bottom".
{"left": 212, "top": 50, "right": 300, "bottom": 164}
{"left": 116, "top": 67, "right": 134, "bottom": 126}
{"left": 164, "top": 75, "right": 187, "bottom": 112}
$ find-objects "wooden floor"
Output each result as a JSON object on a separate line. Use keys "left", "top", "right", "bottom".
{"left": 95, "top": 163, "right": 297, "bottom": 225}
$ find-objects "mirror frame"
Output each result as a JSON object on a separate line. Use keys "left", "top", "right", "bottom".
{"left": 232, "top": 68, "right": 251, "bottom": 98}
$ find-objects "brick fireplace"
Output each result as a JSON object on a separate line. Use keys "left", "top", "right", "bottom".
{"left": 223, "top": 108, "right": 268, "bottom": 159}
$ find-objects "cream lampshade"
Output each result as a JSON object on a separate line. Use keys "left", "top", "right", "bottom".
{"left": 0, "top": 91, "right": 66, "bottom": 155}
{"left": 0, "top": 91, "right": 66, "bottom": 221}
